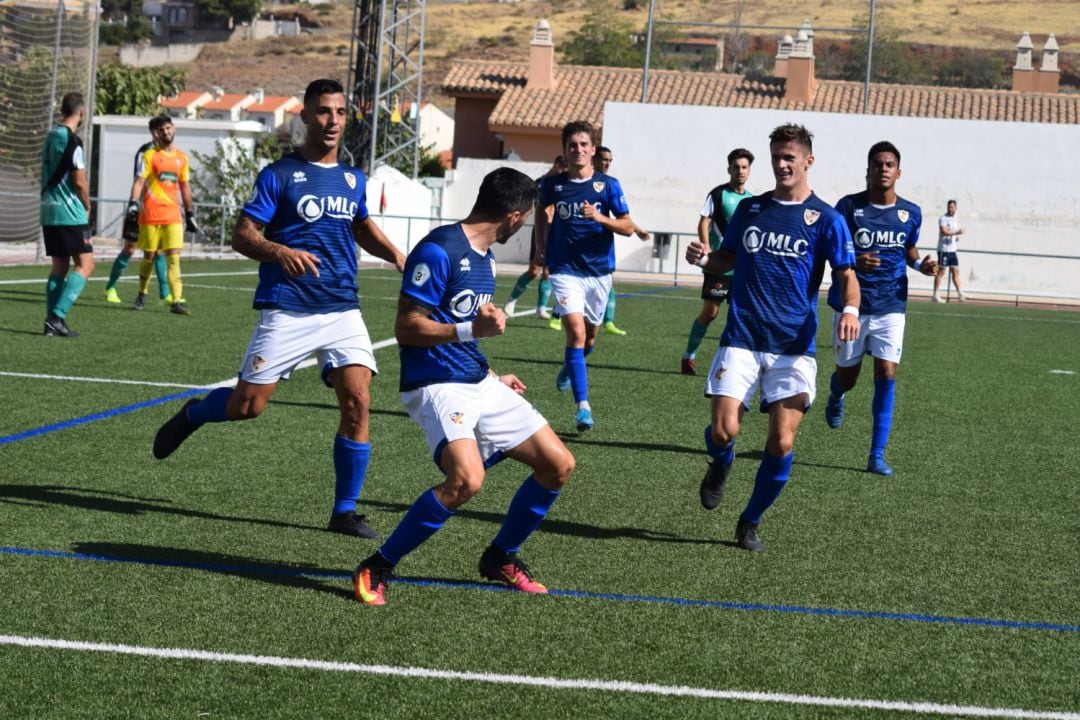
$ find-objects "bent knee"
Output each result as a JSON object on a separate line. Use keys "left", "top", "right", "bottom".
{"left": 438, "top": 472, "right": 485, "bottom": 508}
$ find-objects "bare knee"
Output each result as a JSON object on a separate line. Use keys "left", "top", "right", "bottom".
{"left": 766, "top": 433, "right": 795, "bottom": 457}
{"left": 436, "top": 470, "right": 485, "bottom": 509}
{"left": 535, "top": 448, "right": 575, "bottom": 492}
{"left": 712, "top": 419, "right": 739, "bottom": 446}
{"left": 226, "top": 393, "right": 266, "bottom": 421}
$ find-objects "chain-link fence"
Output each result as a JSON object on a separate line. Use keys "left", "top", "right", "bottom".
{"left": 0, "top": 0, "right": 99, "bottom": 247}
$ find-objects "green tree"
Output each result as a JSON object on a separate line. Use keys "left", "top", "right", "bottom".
{"left": 562, "top": 0, "right": 641, "bottom": 67}
{"left": 95, "top": 64, "right": 187, "bottom": 115}
{"left": 189, "top": 133, "right": 284, "bottom": 243}
{"left": 194, "top": 0, "right": 261, "bottom": 25}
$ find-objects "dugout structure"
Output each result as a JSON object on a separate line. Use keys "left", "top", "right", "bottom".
{"left": 0, "top": 0, "right": 100, "bottom": 253}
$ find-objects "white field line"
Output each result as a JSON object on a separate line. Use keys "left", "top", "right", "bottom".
{"left": 0, "top": 270, "right": 408, "bottom": 286}
{"left": 1049, "top": 370, "right": 1076, "bottom": 375}
{"left": 1, "top": 635, "right": 1076, "bottom": 720}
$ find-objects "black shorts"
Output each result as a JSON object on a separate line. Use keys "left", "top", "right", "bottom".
{"left": 700, "top": 272, "right": 731, "bottom": 302}
{"left": 43, "top": 225, "right": 92, "bottom": 257}
{"left": 938, "top": 251, "right": 959, "bottom": 268}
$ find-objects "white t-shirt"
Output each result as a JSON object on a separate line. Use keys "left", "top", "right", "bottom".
{"left": 938, "top": 214, "right": 961, "bottom": 253}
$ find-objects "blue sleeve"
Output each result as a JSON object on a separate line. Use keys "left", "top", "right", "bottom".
{"left": 242, "top": 166, "right": 281, "bottom": 225}
{"left": 834, "top": 196, "right": 851, "bottom": 225}
{"left": 355, "top": 173, "right": 370, "bottom": 222}
{"left": 606, "top": 177, "right": 630, "bottom": 216}
{"left": 825, "top": 213, "right": 855, "bottom": 269}
{"left": 906, "top": 207, "right": 922, "bottom": 249}
{"left": 539, "top": 177, "right": 554, "bottom": 207}
{"left": 401, "top": 242, "right": 451, "bottom": 309}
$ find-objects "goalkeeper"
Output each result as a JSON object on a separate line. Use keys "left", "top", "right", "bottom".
{"left": 124, "top": 115, "right": 200, "bottom": 315}
{"left": 104, "top": 127, "right": 172, "bottom": 306}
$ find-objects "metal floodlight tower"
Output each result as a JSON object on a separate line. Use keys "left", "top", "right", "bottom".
{"left": 345, "top": 0, "right": 426, "bottom": 177}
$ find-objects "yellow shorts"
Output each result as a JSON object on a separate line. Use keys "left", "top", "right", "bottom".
{"left": 138, "top": 223, "right": 184, "bottom": 252}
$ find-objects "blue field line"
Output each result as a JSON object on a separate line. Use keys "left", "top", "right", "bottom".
{"left": 0, "top": 388, "right": 206, "bottom": 447}
{"left": 4, "top": 545, "right": 1078, "bottom": 634}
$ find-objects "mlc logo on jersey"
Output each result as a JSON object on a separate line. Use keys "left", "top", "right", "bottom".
{"left": 855, "top": 227, "right": 907, "bottom": 250}
{"left": 449, "top": 289, "right": 493, "bottom": 318}
{"left": 556, "top": 201, "right": 602, "bottom": 221}
{"left": 297, "top": 195, "right": 359, "bottom": 223}
{"left": 743, "top": 226, "right": 809, "bottom": 258}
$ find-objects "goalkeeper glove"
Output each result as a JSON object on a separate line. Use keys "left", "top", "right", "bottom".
{"left": 185, "top": 212, "right": 201, "bottom": 235}
{"left": 126, "top": 201, "right": 139, "bottom": 221}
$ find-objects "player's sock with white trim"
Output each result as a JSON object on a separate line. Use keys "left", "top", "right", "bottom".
{"left": 869, "top": 378, "right": 896, "bottom": 474}
{"left": 739, "top": 449, "right": 792, "bottom": 525}
{"left": 154, "top": 253, "right": 172, "bottom": 300}
{"left": 492, "top": 474, "right": 560, "bottom": 554}
{"left": 685, "top": 319, "right": 708, "bottom": 358}
{"left": 107, "top": 251, "right": 131, "bottom": 291}
{"left": 378, "top": 488, "right": 454, "bottom": 565}
{"left": 53, "top": 272, "right": 86, "bottom": 319}
{"left": 332, "top": 436, "right": 371, "bottom": 516}
{"left": 565, "top": 347, "right": 589, "bottom": 404}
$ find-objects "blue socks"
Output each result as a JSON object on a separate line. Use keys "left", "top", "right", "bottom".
{"left": 493, "top": 475, "right": 560, "bottom": 554}
{"left": 870, "top": 378, "right": 896, "bottom": 459}
{"left": 379, "top": 488, "right": 454, "bottom": 565}
{"left": 739, "top": 449, "right": 793, "bottom": 525}
{"left": 332, "top": 436, "right": 371, "bottom": 516}
{"left": 565, "top": 346, "right": 588, "bottom": 404}
{"left": 704, "top": 425, "right": 735, "bottom": 467}
{"left": 187, "top": 387, "right": 232, "bottom": 427}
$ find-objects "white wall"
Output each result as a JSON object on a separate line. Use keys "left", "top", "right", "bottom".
{"left": 602, "top": 102, "right": 1080, "bottom": 298}
{"left": 365, "top": 164, "right": 435, "bottom": 258}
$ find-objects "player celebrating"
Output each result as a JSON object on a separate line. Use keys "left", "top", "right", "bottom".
{"left": 126, "top": 115, "right": 198, "bottom": 315}
{"left": 824, "top": 141, "right": 937, "bottom": 476}
{"left": 354, "top": 167, "right": 575, "bottom": 606}
{"left": 153, "top": 79, "right": 405, "bottom": 541}
{"left": 685, "top": 124, "right": 860, "bottom": 552}
{"left": 681, "top": 148, "right": 754, "bottom": 375}
{"left": 535, "top": 120, "right": 634, "bottom": 432}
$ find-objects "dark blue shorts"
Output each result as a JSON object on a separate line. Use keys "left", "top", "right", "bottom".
{"left": 938, "top": 251, "right": 959, "bottom": 268}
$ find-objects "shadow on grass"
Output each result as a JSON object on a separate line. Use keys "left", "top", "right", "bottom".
{"left": 0, "top": 326, "right": 47, "bottom": 337}
{"left": 70, "top": 541, "right": 352, "bottom": 600}
{"left": 0, "top": 484, "right": 323, "bottom": 533}
{"left": 362, "top": 498, "right": 719, "bottom": 546}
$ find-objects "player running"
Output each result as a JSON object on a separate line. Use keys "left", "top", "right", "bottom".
{"left": 354, "top": 167, "right": 575, "bottom": 606}
{"left": 823, "top": 141, "right": 937, "bottom": 476}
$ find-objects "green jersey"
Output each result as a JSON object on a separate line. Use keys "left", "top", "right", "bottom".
{"left": 703, "top": 183, "right": 753, "bottom": 251}
{"left": 40, "top": 125, "right": 88, "bottom": 227}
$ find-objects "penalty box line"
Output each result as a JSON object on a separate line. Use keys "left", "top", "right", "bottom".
{"left": 1, "top": 634, "right": 1077, "bottom": 720}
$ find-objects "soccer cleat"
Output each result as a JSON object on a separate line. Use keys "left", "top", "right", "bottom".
{"left": 603, "top": 321, "right": 626, "bottom": 336}
{"left": 535, "top": 307, "right": 551, "bottom": 319}
{"left": 170, "top": 301, "right": 191, "bottom": 316}
{"left": 824, "top": 393, "right": 844, "bottom": 429}
{"left": 327, "top": 511, "right": 383, "bottom": 540}
{"left": 478, "top": 546, "right": 548, "bottom": 594}
{"left": 105, "top": 287, "right": 122, "bottom": 304}
{"left": 555, "top": 366, "right": 571, "bottom": 392}
{"left": 681, "top": 357, "right": 697, "bottom": 376}
{"left": 548, "top": 317, "right": 561, "bottom": 331}
{"left": 575, "top": 407, "right": 594, "bottom": 432}
{"left": 503, "top": 299, "right": 517, "bottom": 315}
{"left": 132, "top": 293, "right": 146, "bottom": 311}
{"left": 735, "top": 521, "right": 766, "bottom": 552}
{"left": 931, "top": 294, "right": 944, "bottom": 303}
{"left": 353, "top": 554, "right": 394, "bottom": 606}
{"left": 867, "top": 455, "right": 894, "bottom": 477}
{"left": 43, "top": 315, "right": 78, "bottom": 338}
{"left": 152, "top": 398, "right": 199, "bottom": 459}
{"left": 699, "top": 459, "right": 730, "bottom": 510}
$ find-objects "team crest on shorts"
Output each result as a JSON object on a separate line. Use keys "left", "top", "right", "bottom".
{"left": 804, "top": 209, "right": 821, "bottom": 226}
{"left": 714, "top": 366, "right": 727, "bottom": 381}
{"left": 251, "top": 354, "right": 266, "bottom": 371}
{"left": 344, "top": 172, "right": 356, "bottom": 189}
{"left": 593, "top": 182, "right": 605, "bottom": 193}
{"left": 897, "top": 209, "right": 909, "bottom": 223}
{"left": 448, "top": 411, "right": 464, "bottom": 425}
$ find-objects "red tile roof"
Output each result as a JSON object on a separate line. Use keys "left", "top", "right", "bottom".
{"left": 246, "top": 96, "right": 300, "bottom": 113}
{"left": 160, "top": 91, "right": 208, "bottom": 108}
{"left": 203, "top": 93, "right": 253, "bottom": 110}
{"left": 442, "top": 61, "right": 1079, "bottom": 130}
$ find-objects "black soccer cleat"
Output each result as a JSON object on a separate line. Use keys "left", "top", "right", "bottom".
{"left": 132, "top": 293, "right": 146, "bottom": 311}
{"left": 153, "top": 398, "right": 200, "bottom": 459}
{"left": 735, "top": 521, "right": 766, "bottom": 552}
{"left": 170, "top": 301, "right": 191, "bottom": 316}
{"left": 699, "top": 459, "right": 730, "bottom": 510}
{"left": 327, "top": 510, "right": 383, "bottom": 540}
{"left": 44, "top": 315, "right": 78, "bottom": 338}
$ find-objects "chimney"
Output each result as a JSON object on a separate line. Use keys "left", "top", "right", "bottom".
{"left": 784, "top": 23, "right": 817, "bottom": 105}
{"left": 1012, "top": 32, "right": 1037, "bottom": 92}
{"left": 527, "top": 19, "right": 556, "bottom": 91}
{"left": 253, "top": 87, "right": 265, "bottom": 104}
{"left": 211, "top": 85, "right": 224, "bottom": 99}
{"left": 1039, "top": 33, "right": 1060, "bottom": 93}
{"left": 774, "top": 33, "right": 793, "bottom": 78}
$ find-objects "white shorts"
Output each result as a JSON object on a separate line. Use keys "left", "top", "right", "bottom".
{"left": 401, "top": 374, "right": 548, "bottom": 468}
{"left": 239, "top": 308, "right": 377, "bottom": 386}
{"left": 704, "top": 346, "right": 817, "bottom": 411}
{"left": 549, "top": 273, "right": 613, "bottom": 326}
{"left": 833, "top": 312, "right": 905, "bottom": 367}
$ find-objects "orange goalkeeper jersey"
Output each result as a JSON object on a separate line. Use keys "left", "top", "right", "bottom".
{"left": 137, "top": 146, "right": 190, "bottom": 226}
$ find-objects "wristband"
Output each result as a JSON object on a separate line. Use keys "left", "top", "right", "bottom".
{"left": 454, "top": 321, "right": 474, "bottom": 342}
{"left": 695, "top": 254, "right": 708, "bottom": 268}
{"left": 909, "top": 257, "right": 922, "bottom": 271}
{"left": 841, "top": 305, "right": 859, "bottom": 318}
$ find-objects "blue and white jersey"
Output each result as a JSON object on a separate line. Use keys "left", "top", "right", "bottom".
{"left": 720, "top": 192, "right": 855, "bottom": 356}
{"left": 241, "top": 152, "right": 369, "bottom": 313}
{"left": 828, "top": 191, "right": 922, "bottom": 316}
{"left": 540, "top": 171, "right": 630, "bottom": 277}
{"left": 399, "top": 224, "right": 496, "bottom": 391}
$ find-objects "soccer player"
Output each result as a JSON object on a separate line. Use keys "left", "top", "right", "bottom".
{"left": 932, "top": 199, "right": 966, "bottom": 302}
{"left": 681, "top": 148, "right": 754, "bottom": 375}
{"left": 104, "top": 125, "right": 172, "bottom": 305}
{"left": 502, "top": 155, "right": 565, "bottom": 319}
{"left": 536, "top": 120, "right": 634, "bottom": 432}
{"left": 40, "top": 91, "right": 94, "bottom": 337}
{"left": 824, "top": 142, "right": 937, "bottom": 476}
{"left": 354, "top": 167, "right": 575, "bottom": 606}
{"left": 152, "top": 79, "right": 406, "bottom": 540}
{"left": 127, "top": 115, "right": 199, "bottom": 315}
{"left": 685, "top": 124, "right": 860, "bottom": 552}
{"left": 593, "top": 145, "right": 650, "bottom": 336}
